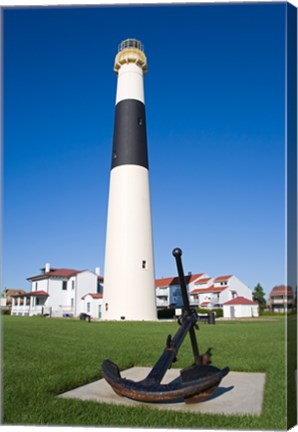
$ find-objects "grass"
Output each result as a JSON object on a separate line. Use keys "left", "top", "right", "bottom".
{"left": 2, "top": 315, "right": 290, "bottom": 429}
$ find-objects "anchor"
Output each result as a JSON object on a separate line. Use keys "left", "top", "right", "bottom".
{"left": 102, "top": 248, "right": 229, "bottom": 403}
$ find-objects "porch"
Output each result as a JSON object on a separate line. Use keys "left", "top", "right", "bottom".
{"left": 11, "top": 290, "right": 50, "bottom": 317}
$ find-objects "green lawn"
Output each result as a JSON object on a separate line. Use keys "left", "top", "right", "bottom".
{"left": 2, "top": 315, "right": 290, "bottom": 429}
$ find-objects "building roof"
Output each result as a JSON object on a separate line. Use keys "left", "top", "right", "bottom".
{"left": 28, "top": 268, "right": 83, "bottom": 281}
{"left": 188, "top": 274, "right": 205, "bottom": 283}
{"left": 214, "top": 275, "right": 233, "bottom": 282}
{"left": 191, "top": 285, "right": 227, "bottom": 294}
{"left": 81, "top": 293, "right": 103, "bottom": 300}
{"left": 200, "top": 301, "right": 211, "bottom": 306}
{"left": 30, "top": 290, "right": 49, "bottom": 297}
{"left": 155, "top": 273, "right": 204, "bottom": 288}
{"left": 12, "top": 290, "right": 49, "bottom": 297}
{"left": 190, "top": 289, "right": 201, "bottom": 295}
{"left": 270, "top": 285, "right": 293, "bottom": 297}
{"left": 155, "top": 277, "right": 174, "bottom": 288}
{"left": 224, "top": 296, "right": 257, "bottom": 306}
{"left": 4, "top": 289, "right": 27, "bottom": 297}
{"left": 28, "top": 268, "right": 104, "bottom": 282}
{"left": 194, "top": 277, "right": 211, "bottom": 285}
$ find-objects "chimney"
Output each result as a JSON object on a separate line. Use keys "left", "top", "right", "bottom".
{"left": 45, "top": 263, "right": 50, "bottom": 273}
{"left": 95, "top": 267, "right": 100, "bottom": 276}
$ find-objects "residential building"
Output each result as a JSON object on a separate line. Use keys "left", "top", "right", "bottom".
{"left": 268, "top": 285, "right": 294, "bottom": 312}
{"left": 11, "top": 264, "right": 103, "bottom": 318}
{"left": 155, "top": 273, "right": 206, "bottom": 308}
{"left": 189, "top": 275, "right": 252, "bottom": 309}
{"left": 1, "top": 289, "right": 27, "bottom": 309}
{"left": 156, "top": 272, "right": 253, "bottom": 311}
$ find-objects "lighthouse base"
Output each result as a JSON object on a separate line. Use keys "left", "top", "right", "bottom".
{"left": 103, "top": 165, "right": 157, "bottom": 321}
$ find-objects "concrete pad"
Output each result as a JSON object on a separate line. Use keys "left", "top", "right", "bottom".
{"left": 59, "top": 367, "right": 266, "bottom": 416}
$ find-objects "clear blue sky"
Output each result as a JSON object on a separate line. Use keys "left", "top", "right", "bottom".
{"left": 2, "top": 3, "right": 286, "bottom": 296}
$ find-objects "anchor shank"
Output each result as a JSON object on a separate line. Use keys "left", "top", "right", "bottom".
{"left": 188, "top": 327, "right": 201, "bottom": 365}
{"left": 173, "top": 248, "right": 201, "bottom": 364}
{"left": 144, "top": 313, "right": 197, "bottom": 384}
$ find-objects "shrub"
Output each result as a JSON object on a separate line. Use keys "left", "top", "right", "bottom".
{"left": 1, "top": 308, "right": 11, "bottom": 315}
{"left": 260, "top": 310, "right": 285, "bottom": 317}
{"left": 157, "top": 308, "right": 175, "bottom": 320}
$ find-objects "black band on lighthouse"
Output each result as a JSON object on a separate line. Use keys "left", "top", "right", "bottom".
{"left": 111, "top": 99, "right": 149, "bottom": 169}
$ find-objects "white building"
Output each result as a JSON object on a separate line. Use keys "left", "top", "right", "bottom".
{"left": 223, "top": 296, "right": 259, "bottom": 318}
{"left": 11, "top": 264, "right": 103, "bottom": 318}
{"left": 155, "top": 273, "right": 208, "bottom": 308}
{"left": 156, "top": 273, "right": 253, "bottom": 311}
{"left": 268, "top": 285, "right": 294, "bottom": 313}
{"left": 189, "top": 275, "right": 253, "bottom": 309}
{"left": 81, "top": 293, "right": 103, "bottom": 319}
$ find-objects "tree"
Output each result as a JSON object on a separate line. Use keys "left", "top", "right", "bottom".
{"left": 253, "top": 283, "right": 267, "bottom": 312}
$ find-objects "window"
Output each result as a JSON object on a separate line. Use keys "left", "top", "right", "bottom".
{"left": 97, "top": 281, "right": 103, "bottom": 294}
{"left": 142, "top": 260, "right": 147, "bottom": 270}
{"left": 71, "top": 280, "right": 75, "bottom": 290}
{"left": 87, "top": 302, "right": 90, "bottom": 313}
{"left": 62, "top": 281, "right": 67, "bottom": 290}
{"left": 35, "top": 282, "right": 38, "bottom": 290}
{"left": 71, "top": 298, "right": 74, "bottom": 309}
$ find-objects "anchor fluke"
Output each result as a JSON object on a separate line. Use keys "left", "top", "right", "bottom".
{"left": 102, "top": 358, "right": 229, "bottom": 403}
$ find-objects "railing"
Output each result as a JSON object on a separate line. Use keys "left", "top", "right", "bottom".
{"left": 189, "top": 295, "right": 217, "bottom": 308}
{"left": 156, "top": 298, "right": 169, "bottom": 307}
{"left": 11, "top": 305, "right": 43, "bottom": 316}
{"left": 118, "top": 39, "right": 144, "bottom": 53}
{"left": 11, "top": 305, "right": 75, "bottom": 317}
{"left": 271, "top": 298, "right": 288, "bottom": 304}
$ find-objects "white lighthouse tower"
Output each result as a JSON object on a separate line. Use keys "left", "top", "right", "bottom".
{"left": 102, "top": 39, "right": 157, "bottom": 321}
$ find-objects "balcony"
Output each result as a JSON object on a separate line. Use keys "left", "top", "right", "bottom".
{"left": 271, "top": 298, "right": 292, "bottom": 305}
{"left": 118, "top": 39, "right": 144, "bottom": 53}
{"left": 190, "top": 296, "right": 200, "bottom": 306}
{"left": 156, "top": 298, "right": 169, "bottom": 308}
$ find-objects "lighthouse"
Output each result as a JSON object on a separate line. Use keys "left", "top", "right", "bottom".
{"left": 102, "top": 39, "right": 157, "bottom": 321}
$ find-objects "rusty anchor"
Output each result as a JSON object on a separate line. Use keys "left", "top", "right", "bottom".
{"left": 102, "top": 248, "right": 229, "bottom": 403}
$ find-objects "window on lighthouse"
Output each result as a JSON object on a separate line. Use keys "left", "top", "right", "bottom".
{"left": 142, "top": 260, "right": 147, "bottom": 269}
